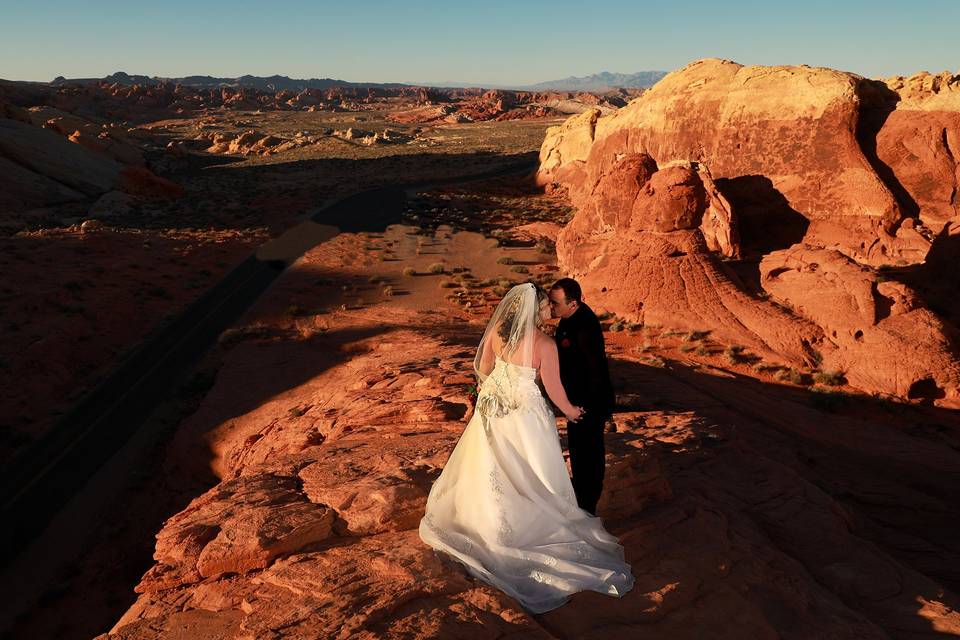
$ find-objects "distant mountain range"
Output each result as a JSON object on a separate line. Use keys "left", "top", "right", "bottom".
{"left": 518, "top": 71, "right": 669, "bottom": 91}
{"left": 49, "top": 71, "right": 414, "bottom": 91}
{"left": 46, "top": 69, "right": 670, "bottom": 92}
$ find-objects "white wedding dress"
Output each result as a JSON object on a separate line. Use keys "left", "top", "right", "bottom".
{"left": 418, "top": 355, "right": 635, "bottom": 613}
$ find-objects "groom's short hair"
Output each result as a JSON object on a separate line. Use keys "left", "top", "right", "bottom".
{"left": 551, "top": 278, "right": 582, "bottom": 303}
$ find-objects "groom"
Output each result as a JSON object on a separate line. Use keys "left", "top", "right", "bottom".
{"left": 549, "top": 278, "right": 615, "bottom": 516}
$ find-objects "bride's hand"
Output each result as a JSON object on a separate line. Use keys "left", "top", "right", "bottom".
{"left": 565, "top": 406, "right": 584, "bottom": 422}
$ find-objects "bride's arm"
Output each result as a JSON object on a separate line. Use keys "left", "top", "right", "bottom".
{"left": 478, "top": 333, "right": 496, "bottom": 378}
{"left": 538, "top": 338, "right": 582, "bottom": 421}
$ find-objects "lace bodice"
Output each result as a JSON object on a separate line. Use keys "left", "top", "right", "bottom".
{"left": 476, "top": 358, "right": 543, "bottom": 419}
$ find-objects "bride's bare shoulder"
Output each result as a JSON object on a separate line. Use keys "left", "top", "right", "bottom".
{"left": 534, "top": 331, "right": 555, "bottom": 349}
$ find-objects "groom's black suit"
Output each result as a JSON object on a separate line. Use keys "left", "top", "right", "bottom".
{"left": 555, "top": 302, "right": 615, "bottom": 515}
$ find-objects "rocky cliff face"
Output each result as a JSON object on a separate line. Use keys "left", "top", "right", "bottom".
{"left": 537, "top": 59, "right": 960, "bottom": 406}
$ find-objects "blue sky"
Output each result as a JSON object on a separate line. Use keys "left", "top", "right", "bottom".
{"left": 1, "top": 0, "right": 957, "bottom": 85}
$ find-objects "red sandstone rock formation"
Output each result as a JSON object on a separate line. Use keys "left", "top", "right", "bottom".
{"left": 759, "top": 246, "right": 960, "bottom": 401}
{"left": 555, "top": 158, "right": 828, "bottom": 367}
{"left": 538, "top": 58, "right": 953, "bottom": 266}
{"left": 538, "top": 59, "right": 960, "bottom": 406}
{"left": 0, "top": 114, "right": 181, "bottom": 212}
{"left": 0, "top": 117, "right": 123, "bottom": 210}
{"left": 875, "top": 71, "right": 960, "bottom": 230}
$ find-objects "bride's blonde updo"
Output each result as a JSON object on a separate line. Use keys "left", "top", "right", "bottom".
{"left": 497, "top": 283, "right": 548, "bottom": 342}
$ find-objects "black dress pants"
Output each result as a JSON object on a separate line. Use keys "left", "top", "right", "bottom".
{"left": 566, "top": 412, "right": 606, "bottom": 515}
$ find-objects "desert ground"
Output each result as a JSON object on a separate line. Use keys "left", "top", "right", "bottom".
{"left": 2, "top": 60, "right": 960, "bottom": 638}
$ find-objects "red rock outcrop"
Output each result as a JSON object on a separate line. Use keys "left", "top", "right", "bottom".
{"left": 874, "top": 71, "right": 960, "bottom": 230}
{"left": 24, "top": 106, "right": 147, "bottom": 166}
{"left": 555, "top": 158, "right": 828, "bottom": 367}
{"left": 759, "top": 246, "right": 960, "bottom": 403}
{"left": 538, "top": 58, "right": 940, "bottom": 266}
{"left": 540, "top": 59, "right": 960, "bottom": 405}
{"left": 0, "top": 117, "right": 122, "bottom": 210}
{"left": 0, "top": 106, "right": 181, "bottom": 212}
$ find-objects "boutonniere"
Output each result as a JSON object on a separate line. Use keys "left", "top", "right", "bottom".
{"left": 560, "top": 338, "right": 571, "bottom": 348}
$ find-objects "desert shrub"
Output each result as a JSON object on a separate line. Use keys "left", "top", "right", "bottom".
{"left": 509, "top": 265, "right": 529, "bottom": 274}
{"left": 382, "top": 285, "right": 395, "bottom": 297}
{"left": 497, "top": 256, "right": 515, "bottom": 265}
{"left": 439, "top": 280, "right": 460, "bottom": 289}
{"left": 808, "top": 348, "right": 824, "bottom": 368}
{"left": 775, "top": 368, "right": 805, "bottom": 385}
{"left": 218, "top": 323, "right": 273, "bottom": 347}
{"left": 535, "top": 237, "right": 556, "bottom": 254}
{"left": 813, "top": 369, "right": 846, "bottom": 386}
{"left": 402, "top": 267, "right": 416, "bottom": 276}
{"left": 684, "top": 330, "right": 711, "bottom": 342}
{"left": 726, "top": 345, "right": 748, "bottom": 364}
{"left": 429, "top": 262, "right": 445, "bottom": 274}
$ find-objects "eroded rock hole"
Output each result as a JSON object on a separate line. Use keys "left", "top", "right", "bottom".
{"left": 907, "top": 378, "right": 945, "bottom": 401}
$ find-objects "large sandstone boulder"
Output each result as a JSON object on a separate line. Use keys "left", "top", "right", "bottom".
{"left": 554, "top": 154, "right": 960, "bottom": 404}
{"left": 137, "top": 472, "right": 336, "bottom": 593}
{"left": 538, "top": 58, "right": 939, "bottom": 266}
{"left": 556, "top": 159, "right": 828, "bottom": 366}
{"left": 0, "top": 116, "right": 182, "bottom": 212}
{"left": 0, "top": 117, "right": 122, "bottom": 198}
{"left": 542, "top": 58, "right": 960, "bottom": 405}
{"left": 760, "top": 246, "right": 960, "bottom": 404}
{"left": 875, "top": 71, "right": 960, "bottom": 230}
{"left": 0, "top": 154, "right": 86, "bottom": 211}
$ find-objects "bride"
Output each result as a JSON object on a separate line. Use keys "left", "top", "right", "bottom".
{"left": 419, "top": 282, "right": 634, "bottom": 613}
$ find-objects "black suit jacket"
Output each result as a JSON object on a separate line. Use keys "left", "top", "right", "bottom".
{"left": 555, "top": 303, "right": 615, "bottom": 418}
